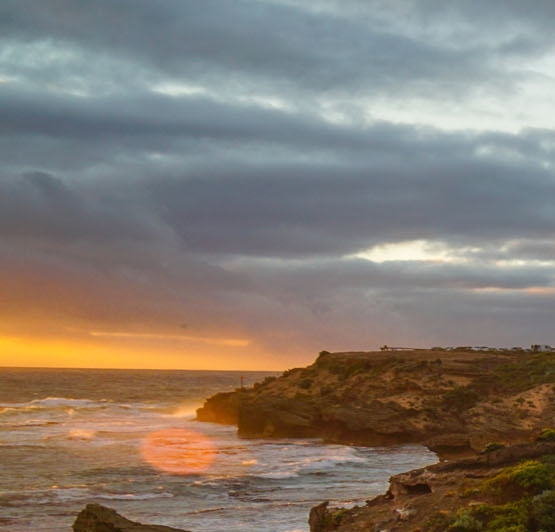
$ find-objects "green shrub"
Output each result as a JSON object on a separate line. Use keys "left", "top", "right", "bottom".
{"left": 466, "top": 500, "right": 529, "bottom": 532}
{"left": 529, "top": 489, "right": 555, "bottom": 531}
{"left": 482, "top": 442, "right": 506, "bottom": 454}
{"left": 447, "top": 510, "right": 483, "bottom": 531}
{"left": 482, "top": 460, "right": 554, "bottom": 501}
{"left": 536, "top": 428, "right": 555, "bottom": 442}
{"left": 443, "top": 387, "right": 480, "bottom": 413}
{"left": 493, "top": 353, "right": 555, "bottom": 394}
{"left": 445, "top": 465, "right": 555, "bottom": 532}
{"left": 423, "top": 511, "right": 451, "bottom": 532}
{"left": 483, "top": 501, "right": 529, "bottom": 532}
{"left": 330, "top": 509, "right": 349, "bottom": 526}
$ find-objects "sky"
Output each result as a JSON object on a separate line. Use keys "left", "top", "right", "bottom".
{"left": 1, "top": 0, "right": 555, "bottom": 370}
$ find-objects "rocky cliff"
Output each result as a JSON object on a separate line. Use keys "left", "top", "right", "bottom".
{"left": 309, "top": 438, "right": 555, "bottom": 532}
{"left": 197, "top": 349, "right": 555, "bottom": 457}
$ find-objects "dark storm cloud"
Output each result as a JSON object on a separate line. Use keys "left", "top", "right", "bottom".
{"left": 2, "top": 80, "right": 555, "bottom": 257}
{"left": 0, "top": 171, "right": 157, "bottom": 242}
{"left": 0, "top": 0, "right": 544, "bottom": 99}
{"left": 325, "top": 0, "right": 555, "bottom": 34}
{"left": 417, "top": 0, "right": 555, "bottom": 30}
{"left": 148, "top": 141, "right": 555, "bottom": 257}
{"left": 3, "top": 81, "right": 551, "bottom": 162}
{"left": 0, "top": 84, "right": 400, "bottom": 149}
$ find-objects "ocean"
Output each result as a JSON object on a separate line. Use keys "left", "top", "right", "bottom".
{"left": 0, "top": 368, "right": 437, "bottom": 532}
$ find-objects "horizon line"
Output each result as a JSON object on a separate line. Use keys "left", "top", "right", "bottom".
{"left": 0, "top": 365, "right": 282, "bottom": 372}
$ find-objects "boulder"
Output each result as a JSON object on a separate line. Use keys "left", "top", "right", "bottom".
{"left": 73, "top": 504, "right": 190, "bottom": 532}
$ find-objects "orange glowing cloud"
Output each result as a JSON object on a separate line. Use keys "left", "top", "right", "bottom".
{"left": 140, "top": 428, "right": 217, "bottom": 475}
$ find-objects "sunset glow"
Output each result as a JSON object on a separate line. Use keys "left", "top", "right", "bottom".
{"left": 0, "top": 335, "right": 271, "bottom": 371}
{"left": 140, "top": 429, "right": 217, "bottom": 475}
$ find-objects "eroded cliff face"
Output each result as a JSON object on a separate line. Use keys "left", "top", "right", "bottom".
{"left": 197, "top": 350, "right": 555, "bottom": 457}
{"left": 309, "top": 440, "right": 555, "bottom": 532}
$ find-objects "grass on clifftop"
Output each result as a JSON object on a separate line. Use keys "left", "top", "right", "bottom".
{"left": 491, "top": 352, "right": 555, "bottom": 393}
{"left": 428, "top": 455, "right": 555, "bottom": 532}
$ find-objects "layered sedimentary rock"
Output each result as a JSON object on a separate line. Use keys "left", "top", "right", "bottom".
{"left": 72, "top": 504, "right": 190, "bottom": 532}
{"left": 197, "top": 350, "right": 555, "bottom": 457}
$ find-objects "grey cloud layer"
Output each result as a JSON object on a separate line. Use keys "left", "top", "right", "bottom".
{"left": 1, "top": 0, "right": 548, "bottom": 100}
{"left": 2, "top": 84, "right": 554, "bottom": 256}
{"left": 2, "top": 0, "right": 555, "bottom": 358}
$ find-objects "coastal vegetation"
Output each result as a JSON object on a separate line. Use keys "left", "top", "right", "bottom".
{"left": 428, "top": 455, "right": 555, "bottom": 532}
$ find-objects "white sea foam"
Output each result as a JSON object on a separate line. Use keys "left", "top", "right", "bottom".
{"left": 67, "top": 429, "right": 97, "bottom": 440}
{"left": 166, "top": 404, "right": 199, "bottom": 418}
{"left": 96, "top": 492, "right": 174, "bottom": 500}
{"left": 51, "top": 487, "right": 91, "bottom": 503}
{"left": 3, "top": 487, "right": 92, "bottom": 506}
{"left": 258, "top": 470, "right": 300, "bottom": 479}
{"left": 26, "top": 397, "right": 110, "bottom": 409}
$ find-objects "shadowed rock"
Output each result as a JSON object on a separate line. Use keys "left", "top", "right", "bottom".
{"left": 73, "top": 504, "right": 190, "bottom": 532}
{"left": 308, "top": 501, "right": 329, "bottom": 532}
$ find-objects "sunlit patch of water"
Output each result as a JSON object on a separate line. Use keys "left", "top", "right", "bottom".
{"left": 140, "top": 428, "right": 217, "bottom": 475}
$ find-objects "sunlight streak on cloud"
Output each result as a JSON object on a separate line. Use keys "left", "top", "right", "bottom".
{"left": 351, "top": 241, "right": 469, "bottom": 264}
{"left": 89, "top": 331, "right": 250, "bottom": 347}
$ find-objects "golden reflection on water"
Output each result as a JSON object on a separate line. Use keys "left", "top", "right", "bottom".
{"left": 140, "top": 428, "right": 217, "bottom": 475}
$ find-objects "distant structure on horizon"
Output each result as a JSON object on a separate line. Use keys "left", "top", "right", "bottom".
{"left": 380, "top": 344, "right": 554, "bottom": 353}
{"left": 379, "top": 345, "right": 415, "bottom": 351}
{"left": 531, "top": 344, "right": 553, "bottom": 352}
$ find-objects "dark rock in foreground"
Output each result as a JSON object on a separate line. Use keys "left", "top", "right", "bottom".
{"left": 73, "top": 504, "right": 190, "bottom": 532}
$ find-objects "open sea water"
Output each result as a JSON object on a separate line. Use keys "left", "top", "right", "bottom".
{"left": 0, "top": 368, "right": 437, "bottom": 532}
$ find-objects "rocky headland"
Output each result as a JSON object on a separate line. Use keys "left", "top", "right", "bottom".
{"left": 197, "top": 349, "right": 555, "bottom": 458}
